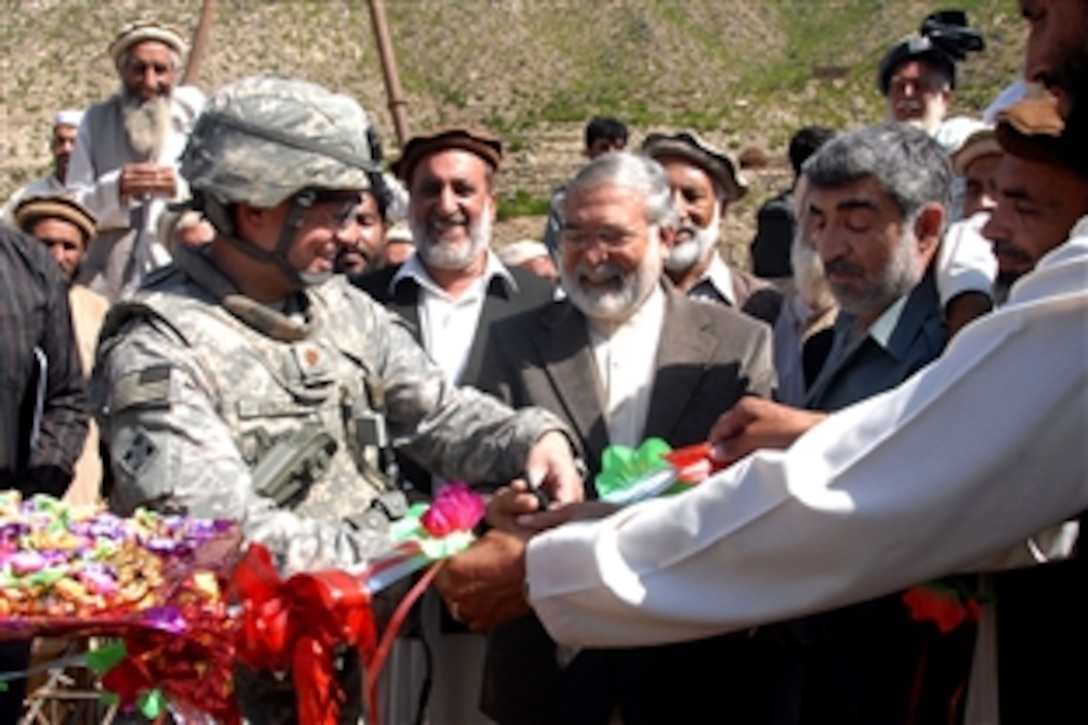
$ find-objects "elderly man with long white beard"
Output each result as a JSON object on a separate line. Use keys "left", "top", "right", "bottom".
{"left": 68, "top": 21, "right": 203, "bottom": 300}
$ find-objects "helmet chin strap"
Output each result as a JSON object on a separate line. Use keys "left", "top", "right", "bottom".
{"left": 205, "top": 190, "right": 332, "bottom": 290}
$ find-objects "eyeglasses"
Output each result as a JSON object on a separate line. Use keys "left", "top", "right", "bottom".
{"left": 888, "top": 76, "right": 948, "bottom": 95}
{"left": 560, "top": 225, "right": 643, "bottom": 250}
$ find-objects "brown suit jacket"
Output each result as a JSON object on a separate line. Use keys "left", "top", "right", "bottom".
{"left": 730, "top": 266, "right": 785, "bottom": 327}
{"left": 476, "top": 283, "right": 776, "bottom": 724}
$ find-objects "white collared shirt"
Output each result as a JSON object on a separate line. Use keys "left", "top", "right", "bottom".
{"left": 687, "top": 253, "right": 737, "bottom": 306}
{"left": 391, "top": 250, "right": 517, "bottom": 385}
{"left": 866, "top": 294, "right": 909, "bottom": 350}
{"left": 586, "top": 285, "right": 666, "bottom": 448}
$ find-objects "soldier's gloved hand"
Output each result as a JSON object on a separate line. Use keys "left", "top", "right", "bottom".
{"left": 523, "top": 430, "right": 585, "bottom": 506}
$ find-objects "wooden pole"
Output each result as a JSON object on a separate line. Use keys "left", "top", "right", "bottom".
{"left": 367, "top": 0, "right": 410, "bottom": 149}
{"left": 182, "top": 0, "right": 219, "bottom": 87}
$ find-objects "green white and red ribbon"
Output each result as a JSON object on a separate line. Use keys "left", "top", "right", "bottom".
{"left": 595, "top": 439, "right": 718, "bottom": 505}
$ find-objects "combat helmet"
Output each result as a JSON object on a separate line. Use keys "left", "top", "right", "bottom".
{"left": 181, "top": 75, "right": 382, "bottom": 286}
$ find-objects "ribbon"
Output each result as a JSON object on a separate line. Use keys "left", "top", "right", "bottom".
{"left": 231, "top": 484, "right": 485, "bottom": 725}
{"left": 233, "top": 544, "right": 379, "bottom": 725}
{"left": 596, "top": 439, "right": 720, "bottom": 505}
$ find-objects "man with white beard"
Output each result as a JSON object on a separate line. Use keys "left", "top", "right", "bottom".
{"left": 352, "top": 127, "right": 555, "bottom": 725}
{"left": 641, "top": 131, "right": 783, "bottom": 326}
{"left": 67, "top": 22, "right": 203, "bottom": 300}
{"left": 476, "top": 151, "right": 776, "bottom": 724}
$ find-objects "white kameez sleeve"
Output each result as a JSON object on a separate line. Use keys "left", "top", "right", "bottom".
{"left": 527, "top": 232, "right": 1088, "bottom": 649}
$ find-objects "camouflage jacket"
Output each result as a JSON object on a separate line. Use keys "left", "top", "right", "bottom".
{"left": 93, "top": 245, "right": 568, "bottom": 576}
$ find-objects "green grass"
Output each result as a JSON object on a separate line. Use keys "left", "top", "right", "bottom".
{"left": 497, "top": 189, "right": 551, "bottom": 220}
{"left": 0, "top": 0, "right": 1030, "bottom": 210}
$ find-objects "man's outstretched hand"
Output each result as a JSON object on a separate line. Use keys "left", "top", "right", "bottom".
{"left": 709, "top": 397, "right": 827, "bottom": 467}
{"left": 435, "top": 529, "right": 532, "bottom": 631}
{"left": 524, "top": 430, "right": 585, "bottom": 505}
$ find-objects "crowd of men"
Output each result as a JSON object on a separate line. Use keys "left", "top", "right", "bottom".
{"left": 0, "top": 2, "right": 1084, "bottom": 723}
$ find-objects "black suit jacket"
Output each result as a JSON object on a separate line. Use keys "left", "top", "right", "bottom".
{"left": 779, "top": 270, "right": 958, "bottom": 725}
{"left": 352, "top": 263, "right": 555, "bottom": 494}
{"left": 476, "top": 284, "right": 777, "bottom": 724}
{"left": 805, "top": 270, "right": 946, "bottom": 413}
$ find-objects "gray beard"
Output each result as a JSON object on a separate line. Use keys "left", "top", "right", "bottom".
{"left": 411, "top": 209, "right": 491, "bottom": 271}
{"left": 831, "top": 231, "right": 922, "bottom": 321}
{"left": 665, "top": 217, "right": 720, "bottom": 272}
{"left": 122, "top": 93, "right": 172, "bottom": 159}
{"left": 561, "top": 240, "right": 663, "bottom": 324}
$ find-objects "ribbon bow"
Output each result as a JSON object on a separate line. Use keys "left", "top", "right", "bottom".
{"left": 233, "top": 544, "right": 378, "bottom": 725}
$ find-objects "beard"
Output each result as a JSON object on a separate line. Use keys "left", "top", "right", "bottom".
{"left": 122, "top": 92, "right": 172, "bottom": 159}
{"left": 890, "top": 95, "right": 948, "bottom": 135}
{"left": 411, "top": 203, "right": 492, "bottom": 271}
{"left": 562, "top": 234, "right": 663, "bottom": 324}
{"left": 825, "top": 230, "right": 923, "bottom": 321}
{"left": 665, "top": 205, "right": 721, "bottom": 272}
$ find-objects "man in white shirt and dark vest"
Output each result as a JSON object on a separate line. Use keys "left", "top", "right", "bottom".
{"left": 642, "top": 131, "right": 783, "bottom": 326}
{"left": 353, "top": 127, "right": 556, "bottom": 725}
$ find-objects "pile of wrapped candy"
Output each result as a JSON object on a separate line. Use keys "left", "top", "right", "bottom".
{"left": 0, "top": 492, "right": 236, "bottom": 622}
{"left": 0, "top": 492, "right": 242, "bottom": 721}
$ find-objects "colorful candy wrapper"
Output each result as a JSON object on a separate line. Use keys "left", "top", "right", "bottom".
{"left": 0, "top": 493, "right": 242, "bottom": 722}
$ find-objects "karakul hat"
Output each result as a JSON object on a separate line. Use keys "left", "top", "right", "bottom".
{"left": 392, "top": 127, "right": 503, "bottom": 182}
{"left": 641, "top": 131, "right": 748, "bottom": 202}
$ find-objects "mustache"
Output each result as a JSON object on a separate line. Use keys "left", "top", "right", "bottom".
{"left": 992, "top": 240, "right": 1033, "bottom": 263}
{"left": 576, "top": 261, "right": 625, "bottom": 284}
{"left": 427, "top": 212, "right": 468, "bottom": 230}
{"left": 823, "top": 257, "right": 866, "bottom": 279}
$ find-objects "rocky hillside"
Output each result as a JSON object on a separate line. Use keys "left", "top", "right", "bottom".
{"left": 0, "top": 0, "right": 1025, "bottom": 254}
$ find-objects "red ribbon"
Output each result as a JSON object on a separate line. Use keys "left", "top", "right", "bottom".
{"left": 663, "top": 442, "right": 720, "bottom": 484}
{"left": 902, "top": 584, "right": 983, "bottom": 635}
{"left": 233, "top": 544, "right": 379, "bottom": 725}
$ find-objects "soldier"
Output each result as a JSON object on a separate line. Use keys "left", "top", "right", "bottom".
{"left": 92, "top": 75, "right": 582, "bottom": 723}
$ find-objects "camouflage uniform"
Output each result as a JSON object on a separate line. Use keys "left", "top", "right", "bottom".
{"left": 92, "top": 76, "right": 570, "bottom": 724}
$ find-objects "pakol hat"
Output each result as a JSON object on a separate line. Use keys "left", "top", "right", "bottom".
{"left": 641, "top": 131, "right": 748, "bottom": 202}
{"left": 392, "top": 127, "right": 503, "bottom": 182}
{"left": 951, "top": 127, "right": 1000, "bottom": 175}
{"left": 994, "top": 91, "right": 1072, "bottom": 172}
{"left": 14, "top": 195, "right": 98, "bottom": 243}
{"left": 109, "top": 22, "right": 187, "bottom": 66}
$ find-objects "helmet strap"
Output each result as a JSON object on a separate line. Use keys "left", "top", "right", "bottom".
{"left": 207, "top": 190, "right": 332, "bottom": 288}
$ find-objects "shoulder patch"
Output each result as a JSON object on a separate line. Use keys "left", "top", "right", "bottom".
{"left": 110, "top": 364, "right": 176, "bottom": 413}
{"left": 117, "top": 429, "right": 159, "bottom": 478}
